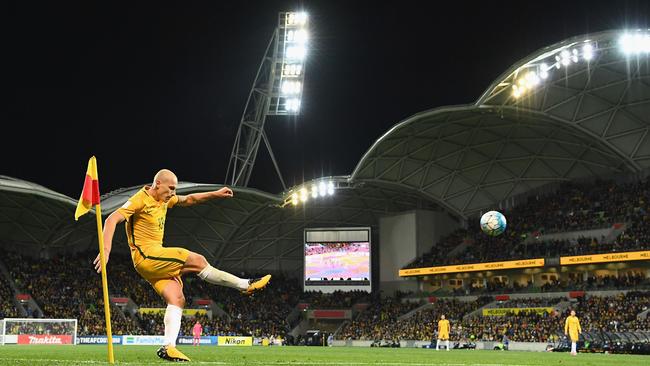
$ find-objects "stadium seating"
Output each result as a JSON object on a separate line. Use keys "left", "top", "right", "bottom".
{"left": 404, "top": 179, "right": 650, "bottom": 270}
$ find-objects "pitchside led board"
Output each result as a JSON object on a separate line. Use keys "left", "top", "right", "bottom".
{"left": 304, "top": 227, "right": 371, "bottom": 293}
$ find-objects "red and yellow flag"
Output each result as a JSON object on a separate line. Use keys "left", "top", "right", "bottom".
{"left": 75, "top": 156, "right": 101, "bottom": 220}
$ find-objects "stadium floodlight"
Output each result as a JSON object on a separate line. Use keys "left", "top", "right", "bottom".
{"left": 539, "top": 63, "right": 549, "bottom": 79}
{"left": 227, "top": 10, "right": 310, "bottom": 190}
{"left": 327, "top": 181, "right": 334, "bottom": 196}
{"left": 582, "top": 43, "right": 594, "bottom": 60}
{"left": 620, "top": 32, "right": 650, "bottom": 54}
{"left": 311, "top": 185, "right": 318, "bottom": 199}
{"left": 283, "top": 64, "right": 303, "bottom": 77}
{"left": 300, "top": 187, "right": 309, "bottom": 202}
{"left": 286, "top": 45, "right": 306, "bottom": 60}
{"left": 560, "top": 50, "right": 571, "bottom": 66}
{"left": 291, "top": 192, "right": 299, "bottom": 206}
{"left": 318, "top": 181, "right": 327, "bottom": 197}
{"left": 281, "top": 81, "right": 302, "bottom": 95}
{"left": 295, "top": 29, "right": 308, "bottom": 44}
{"left": 286, "top": 98, "right": 301, "bottom": 112}
{"left": 286, "top": 12, "right": 308, "bottom": 26}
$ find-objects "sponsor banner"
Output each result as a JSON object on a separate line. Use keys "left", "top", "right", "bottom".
{"left": 17, "top": 334, "right": 73, "bottom": 345}
{"left": 482, "top": 307, "right": 553, "bottom": 316}
{"left": 78, "top": 335, "right": 122, "bottom": 345}
{"left": 122, "top": 335, "right": 165, "bottom": 346}
{"left": 560, "top": 250, "right": 650, "bottom": 265}
{"left": 218, "top": 336, "right": 253, "bottom": 346}
{"left": 399, "top": 258, "right": 545, "bottom": 277}
{"left": 310, "top": 310, "right": 350, "bottom": 319}
{"left": 177, "top": 336, "right": 218, "bottom": 345}
{"left": 138, "top": 308, "right": 207, "bottom": 316}
{"left": 111, "top": 297, "right": 129, "bottom": 304}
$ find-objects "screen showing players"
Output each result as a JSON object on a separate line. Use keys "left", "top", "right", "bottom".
{"left": 304, "top": 242, "right": 370, "bottom": 282}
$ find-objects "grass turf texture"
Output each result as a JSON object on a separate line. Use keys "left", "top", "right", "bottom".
{"left": 1, "top": 346, "right": 649, "bottom": 366}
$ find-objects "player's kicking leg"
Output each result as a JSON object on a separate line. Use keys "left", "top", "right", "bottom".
{"left": 182, "top": 252, "right": 271, "bottom": 295}
{"left": 157, "top": 279, "right": 191, "bottom": 362}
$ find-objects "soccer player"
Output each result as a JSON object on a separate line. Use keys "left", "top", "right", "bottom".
{"left": 436, "top": 314, "right": 450, "bottom": 351}
{"left": 94, "top": 169, "right": 271, "bottom": 362}
{"left": 192, "top": 320, "right": 202, "bottom": 346}
{"left": 564, "top": 310, "right": 582, "bottom": 356}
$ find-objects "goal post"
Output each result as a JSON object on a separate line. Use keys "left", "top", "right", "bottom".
{"left": 1, "top": 318, "right": 77, "bottom": 345}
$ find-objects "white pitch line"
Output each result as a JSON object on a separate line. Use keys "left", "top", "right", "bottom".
{"left": 0, "top": 359, "right": 537, "bottom": 366}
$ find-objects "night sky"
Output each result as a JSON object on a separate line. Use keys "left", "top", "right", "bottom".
{"left": 6, "top": 1, "right": 649, "bottom": 198}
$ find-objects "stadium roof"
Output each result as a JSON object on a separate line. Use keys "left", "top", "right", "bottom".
{"left": 352, "top": 29, "right": 650, "bottom": 218}
{"left": 2, "top": 29, "right": 649, "bottom": 271}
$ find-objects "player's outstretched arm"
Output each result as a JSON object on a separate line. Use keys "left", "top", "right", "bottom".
{"left": 177, "top": 187, "right": 233, "bottom": 207}
{"left": 93, "top": 211, "right": 126, "bottom": 273}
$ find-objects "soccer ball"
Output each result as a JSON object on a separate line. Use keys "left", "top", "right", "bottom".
{"left": 480, "top": 211, "right": 507, "bottom": 236}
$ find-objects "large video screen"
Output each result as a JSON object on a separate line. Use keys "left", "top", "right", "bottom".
{"left": 304, "top": 242, "right": 370, "bottom": 283}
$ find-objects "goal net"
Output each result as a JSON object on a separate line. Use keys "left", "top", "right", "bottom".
{"left": 0, "top": 318, "right": 77, "bottom": 345}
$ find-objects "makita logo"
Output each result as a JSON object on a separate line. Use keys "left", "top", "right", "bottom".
{"left": 29, "top": 336, "right": 62, "bottom": 344}
{"left": 17, "top": 334, "right": 72, "bottom": 345}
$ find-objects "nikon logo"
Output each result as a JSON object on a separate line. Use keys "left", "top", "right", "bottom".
{"left": 225, "top": 338, "right": 246, "bottom": 344}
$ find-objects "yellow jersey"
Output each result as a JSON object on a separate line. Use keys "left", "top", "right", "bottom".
{"left": 438, "top": 319, "right": 450, "bottom": 334}
{"left": 564, "top": 315, "right": 581, "bottom": 341}
{"left": 117, "top": 186, "right": 179, "bottom": 265}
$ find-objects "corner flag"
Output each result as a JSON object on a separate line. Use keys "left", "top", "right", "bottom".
{"left": 75, "top": 156, "right": 101, "bottom": 220}
{"left": 74, "top": 156, "right": 115, "bottom": 364}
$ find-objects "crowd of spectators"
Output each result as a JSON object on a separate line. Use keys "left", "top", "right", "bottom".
{"left": 337, "top": 296, "right": 492, "bottom": 341}
{"left": 5, "top": 320, "right": 76, "bottom": 336}
{"left": 305, "top": 243, "right": 369, "bottom": 256}
{"left": 0, "top": 277, "right": 18, "bottom": 319}
{"left": 300, "top": 290, "right": 372, "bottom": 309}
{"left": 4, "top": 251, "right": 151, "bottom": 335}
{"left": 575, "top": 291, "right": 650, "bottom": 332}
{"left": 338, "top": 292, "right": 650, "bottom": 343}
{"left": 404, "top": 179, "right": 650, "bottom": 270}
{"left": 2, "top": 249, "right": 302, "bottom": 338}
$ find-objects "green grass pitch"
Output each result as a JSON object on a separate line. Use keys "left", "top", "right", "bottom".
{"left": 0, "top": 345, "right": 648, "bottom": 365}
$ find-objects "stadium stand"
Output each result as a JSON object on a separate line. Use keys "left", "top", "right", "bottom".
{"left": 0, "top": 278, "right": 18, "bottom": 319}
{"left": 404, "top": 179, "right": 650, "bottom": 270}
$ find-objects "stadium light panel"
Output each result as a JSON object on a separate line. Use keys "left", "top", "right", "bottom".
{"left": 560, "top": 50, "right": 571, "bottom": 66}
{"left": 295, "top": 12, "right": 308, "bottom": 25}
{"left": 571, "top": 49, "right": 579, "bottom": 63}
{"left": 311, "top": 185, "right": 318, "bottom": 199}
{"left": 620, "top": 32, "right": 650, "bottom": 54}
{"left": 283, "top": 64, "right": 303, "bottom": 77}
{"left": 300, "top": 187, "right": 308, "bottom": 202}
{"left": 286, "top": 98, "right": 301, "bottom": 112}
{"left": 582, "top": 43, "right": 594, "bottom": 60}
{"left": 281, "top": 81, "right": 302, "bottom": 95}
{"left": 327, "top": 181, "right": 334, "bottom": 196}
{"left": 539, "top": 63, "right": 549, "bottom": 79}
{"left": 291, "top": 193, "right": 299, "bottom": 206}
{"left": 295, "top": 29, "right": 308, "bottom": 44}
{"left": 318, "top": 181, "right": 327, "bottom": 197}
{"left": 286, "top": 46, "right": 306, "bottom": 60}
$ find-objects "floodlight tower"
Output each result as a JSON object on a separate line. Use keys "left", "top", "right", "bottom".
{"left": 226, "top": 12, "right": 308, "bottom": 189}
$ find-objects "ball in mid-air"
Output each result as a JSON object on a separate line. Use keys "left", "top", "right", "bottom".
{"left": 480, "top": 211, "right": 507, "bottom": 236}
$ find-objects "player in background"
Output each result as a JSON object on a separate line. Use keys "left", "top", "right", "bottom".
{"left": 564, "top": 310, "right": 582, "bottom": 356}
{"left": 192, "top": 320, "right": 202, "bottom": 346}
{"left": 436, "top": 314, "right": 451, "bottom": 351}
{"left": 94, "top": 169, "right": 271, "bottom": 362}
